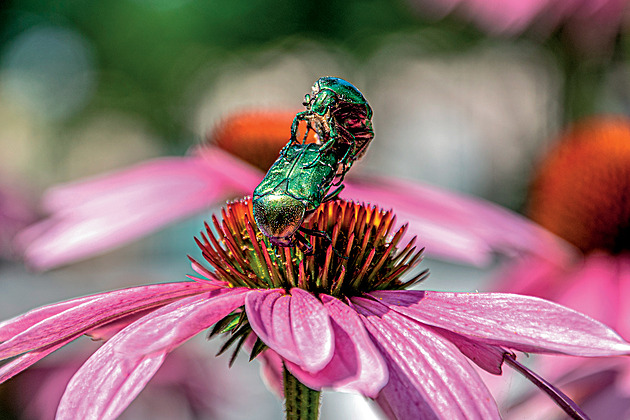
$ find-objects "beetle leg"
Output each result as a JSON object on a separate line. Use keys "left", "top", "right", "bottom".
{"left": 319, "top": 122, "right": 338, "bottom": 151}
{"left": 303, "top": 119, "right": 314, "bottom": 143}
{"left": 298, "top": 226, "right": 347, "bottom": 259}
{"left": 294, "top": 231, "right": 314, "bottom": 255}
{"left": 323, "top": 184, "right": 345, "bottom": 202}
{"left": 290, "top": 112, "right": 309, "bottom": 144}
{"left": 332, "top": 162, "right": 352, "bottom": 186}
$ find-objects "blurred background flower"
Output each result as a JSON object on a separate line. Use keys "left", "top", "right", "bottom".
{"left": 1, "top": 0, "right": 630, "bottom": 418}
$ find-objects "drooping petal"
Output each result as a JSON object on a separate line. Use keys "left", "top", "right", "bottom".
{"left": 429, "top": 326, "right": 505, "bottom": 375}
{"left": 367, "top": 290, "right": 630, "bottom": 356}
{"left": 245, "top": 288, "right": 334, "bottom": 372}
{"left": 0, "top": 281, "right": 215, "bottom": 359}
{"left": 0, "top": 336, "right": 76, "bottom": 383}
{"left": 284, "top": 294, "right": 388, "bottom": 398}
{"left": 344, "top": 176, "right": 576, "bottom": 267}
{"left": 56, "top": 287, "right": 249, "bottom": 420}
{"left": 497, "top": 253, "right": 626, "bottom": 336}
{"left": 17, "top": 147, "right": 262, "bottom": 270}
{"left": 353, "top": 297, "right": 500, "bottom": 419}
{"left": 85, "top": 308, "right": 156, "bottom": 341}
{"left": 0, "top": 295, "right": 98, "bottom": 341}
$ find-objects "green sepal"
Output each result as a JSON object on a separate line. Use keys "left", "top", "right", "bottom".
{"left": 228, "top": 332, "right": 249, "bottom": 368}
{"left": 208, "top": 311, "right": 243, "bottom": 339}
{"left": 216, "top": 324, "right": 250, "bottom": 357}
{"left": 249, "top": 336, "right": 268, "bottom": 361}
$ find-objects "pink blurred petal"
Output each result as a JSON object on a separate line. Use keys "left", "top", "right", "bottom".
{"left": 616, "top": 257, "right": 630, "bottom": 340}
{"left": 0, "top": 281, "right": 215, "bottom": 358}
{"left": 344, "top": 176, "right": 576, "bottom": 267}
{"left": 256, "top": 347, "right": 285, "bottom": 397}
{"left": 493, "top": 254, "right": 572, "bottom": 296}
{"left": 245, "top": 288, "right": 334, "bottom": 372}
{"left": 553, "top": 255, "right": 622, "bottom": 333}
{"left": 366, "top": 289, "right": 630, "bottom": 356}
{"left": 411, "top": 0, "right": 626, "bottom": 48}
{"left": 192, "top": 145, "right": 264, "bottom": 191}
{"left": 354, "top": 297, "right": 500, "bottom": 419}
{"left": 57, "top": 287, "right": 248, "bottom": 420}
{"left": 284, "top": 295, "right": 388, "bottom": 397}
{"left": 17, "top": 148, "right": 262, "bottom": 270}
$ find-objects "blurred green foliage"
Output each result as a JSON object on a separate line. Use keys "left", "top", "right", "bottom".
{"left": 0, "top": 0, "right": 487, "bottom": 151}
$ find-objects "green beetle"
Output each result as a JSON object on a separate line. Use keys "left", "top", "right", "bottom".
{"left": 252, "top": 142, "right": 342, "bottom": 250}
{"left": 290, "top": 76, "right": 374, "bottom": 176}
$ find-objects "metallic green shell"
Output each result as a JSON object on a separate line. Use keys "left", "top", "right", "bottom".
{"left": 252, "top": 143, "right": 339, "bottom": 243}
{"left": 294, "top": 77, "right": 374, "bottom": 167}
{"left": 310, "top": 77, "right": 372, "bottom": 119}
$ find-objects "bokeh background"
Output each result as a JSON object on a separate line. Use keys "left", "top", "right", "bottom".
{"left": 0, "top": 0, "right": 628, "bottom": 419}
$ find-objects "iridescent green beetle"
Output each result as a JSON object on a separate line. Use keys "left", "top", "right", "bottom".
{"left": 290, "top": 76, "right": 374, "bottom": 177}
{"left": 252, "top": 142, "right": 342, "bottom": 250}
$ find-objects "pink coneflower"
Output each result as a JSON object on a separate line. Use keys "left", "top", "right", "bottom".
{"left": 2, "top": 199, "right": 629, "bottom": 419}
{"left": 494, "top": 116, "right": 630, "bottom": 418}
{"left": 16, "top": 110, "right": 568, "bottom": 270}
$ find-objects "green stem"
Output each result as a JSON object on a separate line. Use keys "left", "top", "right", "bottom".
{"left": 283, "top": 365, "right": 321, "bottom": 420}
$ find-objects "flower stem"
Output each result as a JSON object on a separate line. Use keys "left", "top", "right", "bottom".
{"left": 283, "top": 365, "right": 321, "bottom": 420}
{"left": 503, "top": 353, "right": 590, "bottom": 420}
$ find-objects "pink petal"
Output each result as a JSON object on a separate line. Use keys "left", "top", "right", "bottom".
{"left": 245, "top": 288, "right": 334, "bottom": 372}
{"left": 85, "top": 308, "right": 156, "bottom": 341}
{"left": 430, "top": 327, "right": 505, "bottom": 375}
{"left": 284, "top": 294, "right": 388, "bottom": 397}
{"left": 0, "top": 336, "right": 76, "bottom": 383}
{"left": 17, "top": 147, "right": 262, "bottom": 270}
{"left": 354, "top": 297, "right": 500, "bottom": 419}
{"left": 57, "top": 287, "right": 249, "bottom": 420}
{"left": 498, "top": 253, "right": 628, "bottom": 337}
{"left": 0, "top": 295, "right": 98, "bottom": 341}
{"left": 0, "top": 281, "right": 214, "bottom": 359}
{"left": 344, "top": 176, "right": 576, "bottom": 267}
{"left": 366, "top": 289, "right": 630, "bottom": 356}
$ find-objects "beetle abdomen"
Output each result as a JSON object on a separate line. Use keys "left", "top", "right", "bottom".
{"left": 252, "top": 194, "right": 306, "bottom": 244}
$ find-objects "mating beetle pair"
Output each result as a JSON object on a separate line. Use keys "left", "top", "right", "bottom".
{"left": 290, "top": 77, "right": 374, "bottom": 179}
{"left": 253, "top": 76, "right": 374, "bottom": 251}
